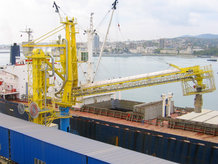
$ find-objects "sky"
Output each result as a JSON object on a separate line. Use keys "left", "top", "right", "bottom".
{"left": 1, "top": 0, "right": 218, "bottom": 44}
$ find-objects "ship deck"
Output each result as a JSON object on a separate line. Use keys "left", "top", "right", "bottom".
{"left": 6, "top": 99, "right": 218, "bottom": 143}
{"left": 70, "top": 110, "right": 218, "bottom": 143}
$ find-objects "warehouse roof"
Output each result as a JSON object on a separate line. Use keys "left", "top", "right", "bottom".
{"left": 0, "top": 113, "right": 174, "bottom": 164}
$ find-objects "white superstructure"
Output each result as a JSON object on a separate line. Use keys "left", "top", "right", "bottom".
{"left": 0, "top": 58, "right": 28, "bottom": 99}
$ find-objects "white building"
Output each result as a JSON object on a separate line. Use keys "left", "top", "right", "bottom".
{"left": 93, "top": 33, "right": 100, "bottom": 54}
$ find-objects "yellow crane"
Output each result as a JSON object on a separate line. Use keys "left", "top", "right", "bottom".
{"left": 23, "top": 17, "right": 78, "bottom": 131}
{"left": 22, "top": 8, "right": 216, "bottom": 131}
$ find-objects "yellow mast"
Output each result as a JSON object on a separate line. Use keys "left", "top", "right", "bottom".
{"left": 61, "top": 17, "right": 78, "bottom": 107}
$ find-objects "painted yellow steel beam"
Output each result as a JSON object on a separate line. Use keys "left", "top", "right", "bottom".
{"left": 72, "top": 65, "right": 215, "bottom": 97}
{"left": 24, "top": 24, "right": 64, "bottom": 45}
{"left": 71, "top": 18, "right": 78, "bottom": 104}
{"left": 60, "top": 17, "right": 78, "bottom": 107}
{"left": 23, "top": 44, "right": 66, "bottom": 48}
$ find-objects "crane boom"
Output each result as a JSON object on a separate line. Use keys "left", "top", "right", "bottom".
{"left": 72, "top": 64, "right": 215, "bottom": 97}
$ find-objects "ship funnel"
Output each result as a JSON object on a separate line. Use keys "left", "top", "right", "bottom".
{"left": 10, "top": 43, "right": 20, "bottom": 65}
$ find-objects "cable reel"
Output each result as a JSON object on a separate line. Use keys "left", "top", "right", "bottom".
{"left": 29, "top": 102, "right": 40, "bottom": 119}
{"left": 18, "top": 103, "right": 25, "bottom": 115}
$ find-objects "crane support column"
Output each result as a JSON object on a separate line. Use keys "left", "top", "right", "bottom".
{"left": 194, "top": 94, "right": 203, "bottom": 113}
{"left": 29, "top": 49, "right": 48, "bottom": 124}
{"left": 60, "top": 107, "right": 70, "bottom": 132}
{"left": 59, "top": 17, "right": 78, "bottom": 131}
{"left": 161, "top": 94, "right": 166, "bottom": 117}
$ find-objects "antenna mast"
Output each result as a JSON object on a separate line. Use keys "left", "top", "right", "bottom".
{"left": 21, "top": 28, "right": 33, "bottom": 42}
{"left": 86, "top": 13, "right": 95, "bottom": 83}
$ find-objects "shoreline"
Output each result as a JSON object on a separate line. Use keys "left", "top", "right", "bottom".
{"left": 93, "top": 53, "right": 199, "bottom": 58}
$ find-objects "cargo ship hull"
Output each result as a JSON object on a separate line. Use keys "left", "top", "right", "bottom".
{"left": 0, "top": 97, "right": 217, "bottom": 164}
{"left": 70, "top": 116, "right": 218, "bottom": 164}
{"left": 0, "top": 99, "right": 28, "bottom": 120}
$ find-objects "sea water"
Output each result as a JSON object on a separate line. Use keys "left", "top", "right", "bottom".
{"left": 92, "top": 55, "right": 218, "bottom": 110}
{"left": 1, "top": 53, "right": 217, "bottom": 110}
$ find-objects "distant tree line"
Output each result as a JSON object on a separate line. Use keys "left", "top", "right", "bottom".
{"left": 154, "top": 48, "right": 161, "bottom": 54}
{"left": 194, "top": 47, "right": 218, "bottom": 56}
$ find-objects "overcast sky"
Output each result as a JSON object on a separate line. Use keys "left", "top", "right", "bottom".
{"left": 1, "top": 0, "right": 218, "bottom": 44}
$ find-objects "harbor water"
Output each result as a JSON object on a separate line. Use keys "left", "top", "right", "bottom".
{"left": 1, "top": 52, "right": 217, "bottom": 110}
{"left": 93, "top": 55, "right": 218, "bottom": 110}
